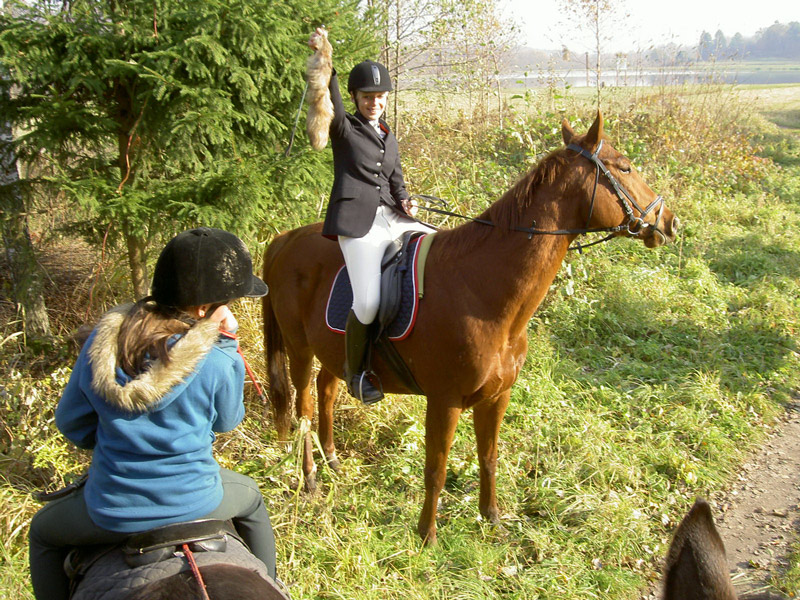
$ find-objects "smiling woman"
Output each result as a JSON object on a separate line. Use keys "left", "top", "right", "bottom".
{"left": 352, "top": 90, "right": 389, "bottom": 122}
{"left": 305, "top": 26, "right": 435, "bottom": 405}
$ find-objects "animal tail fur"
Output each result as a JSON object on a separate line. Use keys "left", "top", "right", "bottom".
{"left": 306, "top": 30, "right": 334, "bottom": 150}
{"left": 262, "top": 240, "right": 292, "bottom": 441}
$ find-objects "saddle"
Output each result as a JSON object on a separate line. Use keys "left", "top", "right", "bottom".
{"left": 377, "top": 231, "right": 424, "bottom": 337}
{"left": 66, "top": 519, "right": 240, "bottom": 595}
{"left": 34, "top": 478, "right": 282, "bottom": 599}
{"left": 326, "top": 231, "right": 436, "bottom": 394}
{"left": 327, "top": 232, "right": 433, "bottom": 339}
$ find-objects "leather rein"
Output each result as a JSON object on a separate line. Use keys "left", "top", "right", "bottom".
{"left": 414, "top": 139, "right": 665, "bottom": 252}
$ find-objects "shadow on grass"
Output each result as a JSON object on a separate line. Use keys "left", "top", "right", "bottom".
{"left": 552, "top": 277, "right": 798, "bottom": 409}
{"left": 705, "top": 233, "right": 800, "bottom": 284}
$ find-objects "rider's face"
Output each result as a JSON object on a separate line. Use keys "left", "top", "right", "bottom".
{"left": 352, "top": 91, "right": 388, "bottom": 121}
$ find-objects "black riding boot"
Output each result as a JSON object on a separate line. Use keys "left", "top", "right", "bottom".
{"left": 344, "top": 310, "right": 383, "bottom": 405}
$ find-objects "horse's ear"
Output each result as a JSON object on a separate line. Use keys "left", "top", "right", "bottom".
{"left": 561, "top": 119, "right": 575, "bottom": 145}
{"left": 662, "top": 498, "right": 737, "bottom": 600}
{"left": 584, "top": 110, "right": 604, "bottom": 151}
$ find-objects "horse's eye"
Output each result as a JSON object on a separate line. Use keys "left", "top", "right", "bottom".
{"left": 620, "top": 167, "right": 631, "bottom": 174}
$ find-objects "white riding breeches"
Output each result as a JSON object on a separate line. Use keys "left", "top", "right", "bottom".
{"left": 339, "top": 204, "right": 435, "bottom": 324}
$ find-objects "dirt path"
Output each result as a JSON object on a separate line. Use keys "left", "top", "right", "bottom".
{"left": 644, "top": 401, "right": 800, "bottom": 599}
{"left": 710, "top": 401, "right": 800, "bottom": 599}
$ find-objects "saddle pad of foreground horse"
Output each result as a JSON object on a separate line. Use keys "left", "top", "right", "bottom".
{"left": 72, "top": 535, "right": 271, "bottom": 600}
{"left": 326, "top": 233, "right": 433, "bottom": 341}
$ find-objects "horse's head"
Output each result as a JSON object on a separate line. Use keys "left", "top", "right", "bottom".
{"left": 662, "top": 498, "right": 738, "bottom": 600}
{"left": 561, "top": 112, "right": 679, "bottom": 248}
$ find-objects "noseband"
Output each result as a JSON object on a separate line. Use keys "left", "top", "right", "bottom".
{"left": 566, "top": 140, "right": 665, "bottom": 238}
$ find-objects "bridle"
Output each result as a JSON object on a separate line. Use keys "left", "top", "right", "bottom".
{"left": 414, "top": 139, "right": 667, "bottom": 252}
{"left": 566, "top": 139, "right": 665, "bottom": 241}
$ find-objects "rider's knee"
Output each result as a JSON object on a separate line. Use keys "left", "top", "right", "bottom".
{"left": 352, "top": 301, "right": 378, "bottom": 324}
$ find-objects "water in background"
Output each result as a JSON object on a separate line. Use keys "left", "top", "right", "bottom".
{"left": 503, "top": 68, "right": 800, "bottom": 88}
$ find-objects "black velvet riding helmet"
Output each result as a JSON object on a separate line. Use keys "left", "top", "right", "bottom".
{"left": 150, "top": 227, "right": 268, "bottom": 308}
{"left": 347, "top": 60, "right": 393, "bottom": 93}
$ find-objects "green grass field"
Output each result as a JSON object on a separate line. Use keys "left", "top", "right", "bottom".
{"left": 2, "top": 83, "right": 799, "bottom": 599}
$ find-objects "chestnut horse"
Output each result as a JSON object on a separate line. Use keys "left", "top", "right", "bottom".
{"left": 262, "top": 112, "right": 679, "bottom": 544}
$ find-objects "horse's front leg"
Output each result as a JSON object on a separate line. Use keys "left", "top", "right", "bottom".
{"left": 289, "top": 352, "right": 317, "bottom": 492}
{"left": 472, "top": 389, "right": 510, "bottom": 523}
{"left": 316, "top": 367, "right": 341, "bottom": 471}
{"left": 417, "top": 397, "right": 463, "bottom": 545}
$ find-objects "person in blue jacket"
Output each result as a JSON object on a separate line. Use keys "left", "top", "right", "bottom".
{"left": 307, "top": 27, "right": 434, "bottom": 405}
{"left": 28, "top": 227, "right": 274, "bottom": 600}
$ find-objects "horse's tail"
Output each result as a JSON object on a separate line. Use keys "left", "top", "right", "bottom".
{"left": 262, "top": 238, "right": 292, "bottom": 441}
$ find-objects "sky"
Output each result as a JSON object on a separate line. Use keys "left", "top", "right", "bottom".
{"left": 502, "top": 0, "right": 799, "bottom": 52}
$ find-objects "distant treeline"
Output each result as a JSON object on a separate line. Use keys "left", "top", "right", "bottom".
{"left": 508, "top": 21, "right": 800, "bottom": 70}
{"left": 698, "top": 21, "right": 800, "bottom": 61}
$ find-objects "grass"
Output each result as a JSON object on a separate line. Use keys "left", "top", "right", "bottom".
{"left": 2, "top": 83, "right": 800, "bottom": 598}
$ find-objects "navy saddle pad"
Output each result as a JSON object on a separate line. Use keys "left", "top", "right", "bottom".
{"left": 325, "top": 234, "right": 426, "bottom": 341}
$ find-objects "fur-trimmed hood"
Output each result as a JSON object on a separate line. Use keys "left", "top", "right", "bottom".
{"left": 88, "top": 305, "right": 221, "bottom": 414}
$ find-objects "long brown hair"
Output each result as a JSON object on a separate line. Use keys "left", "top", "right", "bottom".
{"left": 116, "top": 300, "right": 194, "bottom": 377}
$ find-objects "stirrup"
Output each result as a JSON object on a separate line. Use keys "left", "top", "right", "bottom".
{"left": 349, "top": 371, "right": 384, "bottom": 405}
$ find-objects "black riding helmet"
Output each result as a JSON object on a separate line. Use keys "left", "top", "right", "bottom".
{"left": 347, "top": 60, "right": 393, "bottom": 93}
{"left": 151, "top": 227, "right": 268, "bottom": 308}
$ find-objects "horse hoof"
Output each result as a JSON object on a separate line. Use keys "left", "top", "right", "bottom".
{"left": 325, "top": 454, "right": 341, "bottom": 472}
{"left": 304, "top": 473, "right": 317, "bottom": 494}
{"left": 417, "top": 525, "right": 437, "bottom": 546}
{"left": 481, "top": 506, "right": 501, "bottom": 524}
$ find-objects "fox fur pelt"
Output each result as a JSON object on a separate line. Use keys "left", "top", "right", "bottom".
{"left": 306, "top": 31, "right": 334, "bottom": 151}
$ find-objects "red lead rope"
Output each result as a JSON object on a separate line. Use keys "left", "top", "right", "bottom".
{"left": 218, "top": 330, "right": 266, "bottom": 401}
{"left": 182, "top": 543, "right": 211, "bottom": 600}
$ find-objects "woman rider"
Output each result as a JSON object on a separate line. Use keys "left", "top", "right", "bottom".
{"left": 307, "top": 28, "right": 434, "bottom": 405}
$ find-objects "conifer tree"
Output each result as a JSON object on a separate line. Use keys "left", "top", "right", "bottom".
{"left": 1, "top": 78, "right": 52, "bottom": 340}
{"left": 0, "top": 0, "right": 375, "bottom": 298}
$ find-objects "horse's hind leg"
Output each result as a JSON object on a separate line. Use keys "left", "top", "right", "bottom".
{"left": 316, "top": 366, "right": 342, "bottom": 471}
{"left": 472, "top": 389, "right": 510, "bottom": 524}
{"left": 288, "top": 349, "right": 318, "bottom": 492}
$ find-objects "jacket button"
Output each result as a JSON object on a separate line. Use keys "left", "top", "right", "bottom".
{"left": 380, "top": 149, "right": 385, "bottom": 153}
{"left": 377, "top": 162, "right": 382, "bottom": 167}
{"left": 375, "top": 185, "right": 380, "bottom": 190}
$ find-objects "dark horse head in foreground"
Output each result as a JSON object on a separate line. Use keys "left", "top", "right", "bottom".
{"left": 663, "top": 499, "right": 739, "bottom": 600}
{"left": 263, "top": 112, "right": 679, "bottom": 544}
{"left": 663, "top": 498, "right": 783, "bottom": 600}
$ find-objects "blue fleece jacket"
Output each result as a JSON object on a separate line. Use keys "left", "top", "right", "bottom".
{"left": 55, "top": 306, "right": 245, "bottom": 533}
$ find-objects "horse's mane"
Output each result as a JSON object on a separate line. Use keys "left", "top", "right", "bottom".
{"left": 436, "top": 146, "right": 570, "bottom": 260}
